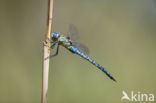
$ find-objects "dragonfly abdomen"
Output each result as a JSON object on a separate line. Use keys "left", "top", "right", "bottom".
{"left": 69, "top": 46, "right": 116, "bottom": 82}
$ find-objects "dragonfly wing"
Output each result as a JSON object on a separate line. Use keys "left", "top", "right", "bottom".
{"left": 72, "top": 42, "right": 89, "bottom": 55}
{"left": 68, "top": 24, "right": 80, "bottom": 41}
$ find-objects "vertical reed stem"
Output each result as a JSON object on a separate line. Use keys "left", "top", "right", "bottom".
{"left": 42, "top": 0, "right": 54, "bottom": 103}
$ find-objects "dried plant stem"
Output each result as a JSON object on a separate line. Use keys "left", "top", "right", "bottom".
{"left": 42, "top": 0, "right": 54, "bottom": 103}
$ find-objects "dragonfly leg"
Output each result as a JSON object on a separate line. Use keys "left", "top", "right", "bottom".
{"left": 45, "top": 43, "right": 60, "bottom": 60}
{"left": 50, "top": 40, "right": 59, "bottom": 49}
{"left": 44, "top": 42, "right": 59, "bottom": 60}
{"left": 50, "top": 43, "right": 60, "bottom": 58}
{"left": 50, "top": 43, "right": 56, "bottom": 49}
{"left": 43, "top": 40, "right": 56, "bottom": 48}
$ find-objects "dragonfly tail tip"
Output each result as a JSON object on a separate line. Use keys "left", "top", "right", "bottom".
{"left": 111, "top": 77, "right": 117, "bottom": 82}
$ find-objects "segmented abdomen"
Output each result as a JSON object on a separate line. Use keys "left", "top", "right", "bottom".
{"left": 69, "top": 46, "right": 116, "bottom": 81}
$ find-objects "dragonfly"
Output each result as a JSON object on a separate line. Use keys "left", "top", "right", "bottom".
{"left": 50, "top": 24, "right": 116, "bottom": 82}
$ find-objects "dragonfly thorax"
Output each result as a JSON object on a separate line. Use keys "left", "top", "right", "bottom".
{"left": 52, "top": 32, "right": 60, "bottom": 41}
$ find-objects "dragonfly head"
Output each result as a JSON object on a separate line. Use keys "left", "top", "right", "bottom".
{"left": 51, "top": 32, "right": 60, "bottom": 41}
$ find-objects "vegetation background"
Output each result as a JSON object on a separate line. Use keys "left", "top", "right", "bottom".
{"left": 0, "top": 0, "right": 156, "bottom": 103}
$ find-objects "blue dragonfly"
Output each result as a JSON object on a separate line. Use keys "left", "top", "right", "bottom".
{"left": 50, "top": 24, "right": 116, "bottom": 82}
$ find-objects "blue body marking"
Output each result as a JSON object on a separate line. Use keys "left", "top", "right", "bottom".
{"left": 69, "top": 46, "right": 116, "bottom": 81}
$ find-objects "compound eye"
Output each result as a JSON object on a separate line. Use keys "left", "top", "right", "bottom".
{"left": 52, "top": 32, "right": 60, "bottom": 41}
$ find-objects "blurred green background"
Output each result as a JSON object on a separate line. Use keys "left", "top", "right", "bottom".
{"left": 0, "top": 0, "right": 156, "bottom": 103}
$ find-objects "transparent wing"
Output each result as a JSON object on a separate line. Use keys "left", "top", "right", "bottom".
{"left": 72, "top": 42, "right": 89, "bottom": 55}
{"left": 68, "top": 24, "right": 80, "bottom": 41}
